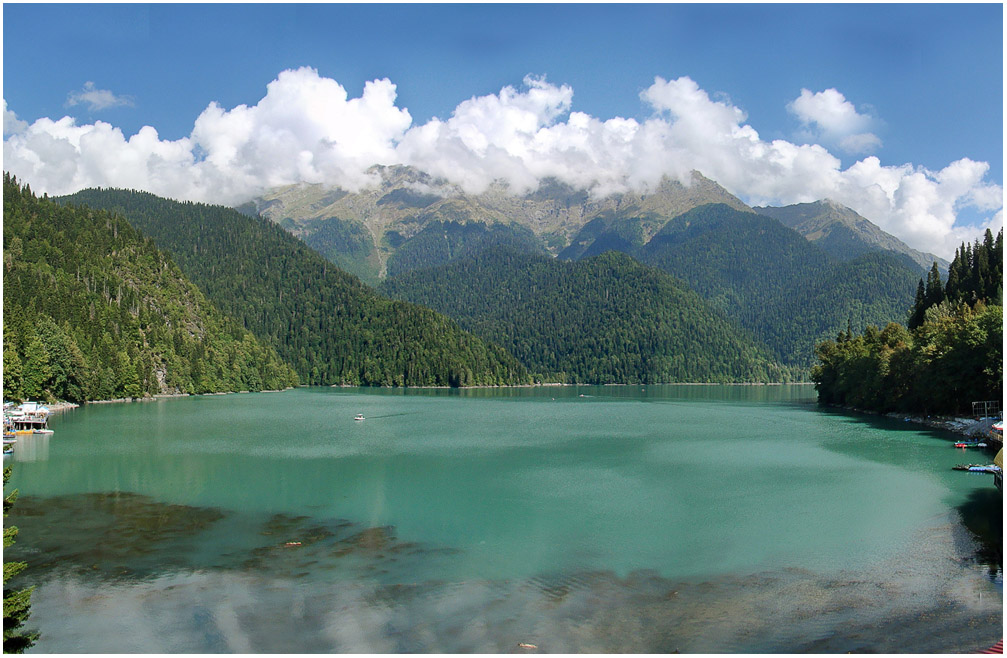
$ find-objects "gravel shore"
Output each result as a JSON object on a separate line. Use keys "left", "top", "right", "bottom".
{"left": 886, "top": 412, "right": 1001, "bottom": 443}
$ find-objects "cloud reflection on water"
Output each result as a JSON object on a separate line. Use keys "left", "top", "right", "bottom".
{"left": 7, "top": 492, "right": 1002, "bottom": 653}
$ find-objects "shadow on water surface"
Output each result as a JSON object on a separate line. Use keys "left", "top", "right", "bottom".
{"left": 955, "top": 487, "right": 1003, "bottom": 582}
{"left": 817, "top": 406, "right": 1003, "bottom": 580}
{"left": 816, "top": 405, "right": 966, "bottom": 439}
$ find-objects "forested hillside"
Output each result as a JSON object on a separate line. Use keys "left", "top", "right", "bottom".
{"left": 59, "top": 188, "right": 530, "bottom": 387}
{"left": 385, "top": 220, "right": 548, "bottom": 277}
{"left": 814, "top": 229, "right": 1003, "bottom": 415}
{"left": 750, "top": 251, "right": 924, "bottom": 366}
{"left": 381, "top": 248, "right": 799, "bottom": 383}
{"left": 253, "top": 174, "right": 923, "bottom": 374}
{"left": 3, "top": 175, "right": 298, "bottom": 401}
{"left": 292, "top": 216, "right": 382, "bottom": 285}
{"left": 634, "top": 204, "right": 921, "bottom": 366}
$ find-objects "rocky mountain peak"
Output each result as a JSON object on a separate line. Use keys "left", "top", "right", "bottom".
{"left": 754, "top": 200, "right": 947, "bottom": 272}
{"left": 249, "top": 167, "right": 757, "bottom": 280}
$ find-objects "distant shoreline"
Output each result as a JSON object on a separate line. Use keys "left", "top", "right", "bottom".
{"left": 37, "top": 388, "right": 1001, "bottom": 447}
{"left": 332, "top": 381, "right": 816, "bottom": 390}
{"left": 885, "top": 412, "right": 1001, "bottom": 442}
{"left": 33, "top": 381, "right": 817, "bottom": 410}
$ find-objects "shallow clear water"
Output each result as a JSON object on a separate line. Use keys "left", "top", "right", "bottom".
{"left": 5, "top": 385, "right": 1002, "bottom": 652}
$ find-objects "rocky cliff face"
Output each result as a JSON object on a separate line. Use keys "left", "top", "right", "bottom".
{"left": 249, "top": 165, "right": 751, "bottom": 280}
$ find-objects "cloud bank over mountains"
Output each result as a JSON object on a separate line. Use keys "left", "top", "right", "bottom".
{"left": 3, "top": 66, "right": 1001, "bottom": 258}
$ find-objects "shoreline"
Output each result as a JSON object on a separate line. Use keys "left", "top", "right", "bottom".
{"left": 884, "top": 412, "right": 1002, "bottom": 443}
{"left": 42, "top": 401, "right": 80, "bottom": 414}
{"left": 827, "top": 402, "right": 1001, "bottom": 443}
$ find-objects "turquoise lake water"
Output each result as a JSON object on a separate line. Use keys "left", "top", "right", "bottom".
{"left": 4, "top": 385, "right": 1002, "bottom": 652}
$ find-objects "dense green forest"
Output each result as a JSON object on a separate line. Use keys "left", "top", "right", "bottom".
{"left": 632, "top": 204, "right": 921, "bottom": 366}
{"left": 551, "top": 203, "right": 921, "bottom": 368}
{"left": 3, "top": 175, "right": 298, "bottom": 402}
{"left": 813, "top": 230, "right": 1003, "bottom": 415}
{"left": 378, "top": 202, "right": 922, "bottom": 382}
{"left": 295, "top": 216, "right": 382, "bottom": 286}
{"left": 385, "top": 220, "right": 548, "bottom": 278}
{"left": 749, "top": 251, "right": 924, "bottom": 368}
{"left": 382, "top": 247, "right": 799, "bottom": 383}
{"left": 59, "top": 188, "right": 530, "bottom": 387}
{"left": 266, "top": 195, "right": 921, "bottom": 375}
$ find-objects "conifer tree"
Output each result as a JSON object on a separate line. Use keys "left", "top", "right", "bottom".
{"left": 924, "top": 262, "right": 944, "bottom": 308}
{"left": 3, "top": 467, "right": 38, "bottom": 653}
{"left": 944, "top": 246, "right": 962, "bottom": 301}
{"left": 908, "top": 279, "right": 927, "bottom": 330}
{"left": 3, "top": 175, "right": 300, "bottom": 400}
{"left": 971, "top": 237, "right": 990, "bottom": 304}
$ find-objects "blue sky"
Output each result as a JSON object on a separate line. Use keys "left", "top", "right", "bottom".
{"left": 2, "top": 3, "right": 1003, "bottom": 257}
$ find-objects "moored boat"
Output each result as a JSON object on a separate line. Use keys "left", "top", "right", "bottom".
{"left": 953, "top": 463, "right": 998, "bottom": 472}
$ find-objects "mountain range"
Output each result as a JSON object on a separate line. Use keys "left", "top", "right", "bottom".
{"left": 3, "top": 162, "right": 933, "bottom": 396}
{"left": 249, "top": 166, "right": 926, "bottom": 370}
{"left": 245, "top": 165, "right": 941, "bottom": 281}
{"left": 239, "top": 166, "right": 750, "bottom": 284}
{"left": 381, "top": 248, "right": 798, "bottom": 384}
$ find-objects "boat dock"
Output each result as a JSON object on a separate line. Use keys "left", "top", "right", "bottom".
{"left": 4, "top": 401, "right": 53, "bottom": 434}
{"left": 3, "top": 401, "right": 55, "bottom": 457}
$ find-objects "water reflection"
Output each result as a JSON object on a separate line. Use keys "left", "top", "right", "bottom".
{"left": 8, "top": 432, "right": 49, "bottom": 462}
{"left": 7, "top": 492, "right": 1002, "bottom": 654}
{"left": 334, "top": 383, "right": 819, "bottom": 403}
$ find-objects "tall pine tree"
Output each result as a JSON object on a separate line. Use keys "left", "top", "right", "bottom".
{"left": 3, "top": 467, "right": 38, "bottom": 653}
{"left": 908, "top": 279, "right": 927, "bottom": 330}
{"left": 924, "top": 262, "right": 944, "bottom": 308}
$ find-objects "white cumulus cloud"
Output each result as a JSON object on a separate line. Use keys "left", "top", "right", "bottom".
{"left": 3, "top": 100, "right": 29, "bottom": 137}
{"left": 65, "top": 81, "right": 135, "bottom": 112}
{"left": 3, "top": 68, "right": 1001, "bottom": 260}
{"left": 396, "top": 75, "right": 575, "bottom": 195}
{"left": 187, "top": 67, "right": 412, "bottom": 200}
{"left": 788, "top": 88, "right": 881, "bottom": 155}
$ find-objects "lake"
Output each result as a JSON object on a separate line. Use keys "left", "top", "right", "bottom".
{"left": 4, "top": 385, "right": 1002, "bottom": 652}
